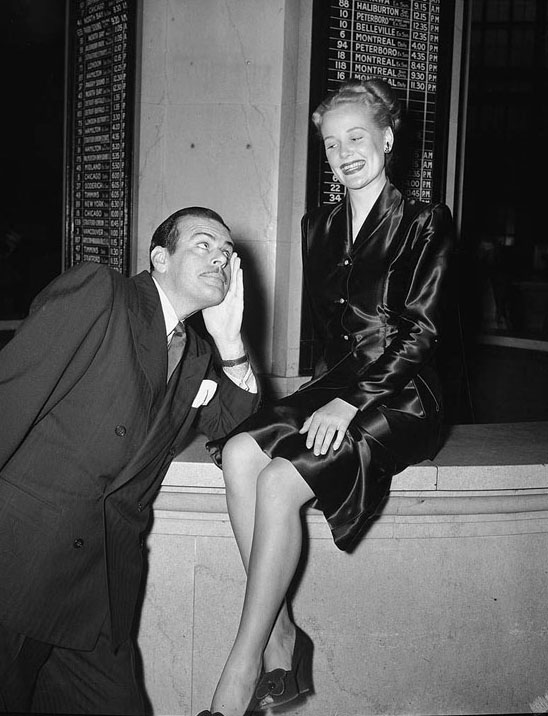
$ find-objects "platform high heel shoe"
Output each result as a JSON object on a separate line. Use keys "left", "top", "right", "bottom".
{"left": 254, "top": 626, "right": 314, "bottom": 710}
{"left": 196, "top": 701, "right": 259, "bottom": 716}
{"left": 196, "top": 688, "right": 260, "bottom": 716}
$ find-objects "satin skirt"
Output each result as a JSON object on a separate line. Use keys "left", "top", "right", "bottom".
{"left": 207, "top": 377, "right": 442, "bottom": 552}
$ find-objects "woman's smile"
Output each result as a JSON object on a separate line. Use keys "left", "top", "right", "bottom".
{"left": 340, "top": 159, "right": 366, "bottom": 175}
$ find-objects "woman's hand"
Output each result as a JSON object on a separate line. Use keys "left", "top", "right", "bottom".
{"left": 299, "top": 397, "right": 358, "bottom": 456}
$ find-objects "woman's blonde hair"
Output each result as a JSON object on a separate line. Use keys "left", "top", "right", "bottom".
{"left": 312, "top": 77, "right": 401, "bottom": 135}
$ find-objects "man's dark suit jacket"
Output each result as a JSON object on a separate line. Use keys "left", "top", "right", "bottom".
{"left": 0, "top": 262, "right": 258, "bottom": 650}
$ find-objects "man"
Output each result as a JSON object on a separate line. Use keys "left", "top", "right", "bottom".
{"left": 0, "top": 207, "right": 259, "bottom": 713}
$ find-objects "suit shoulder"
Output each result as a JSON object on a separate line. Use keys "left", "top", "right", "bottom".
{"left": 404, "top": 197, "right": 452, "bottom": 224}
{"left": 302, "top": 201, "right": 344, "bottom": 227}
{"left": 301, "top": 202, "right": 345, "bottom": 249}
{"left": 401, "top": 198, "right": 454, "bottom": 256}
{"left": 30, "top": 262, "right": 123, "bottom": 315}
{"left": 47, "top": 262, "right": 119, "bottom": 289}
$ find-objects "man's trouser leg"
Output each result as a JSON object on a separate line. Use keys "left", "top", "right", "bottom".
{"left": 0, "top": 619, "right": 146, "bottom": 715}
{"left": 0, "top": 623, "right": 52, "bottom": 712}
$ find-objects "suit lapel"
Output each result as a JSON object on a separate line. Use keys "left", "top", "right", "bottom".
{"left": 352, "top": 181, "right": 403, "bottom": 253}
{"left": 127, "top": 271, "right": 166, "bottom": 405}
{"left": 163, "top": 329, "right": 209, "bottom": 417}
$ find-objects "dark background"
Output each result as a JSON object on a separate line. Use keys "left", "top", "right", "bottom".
{"left": 0, "top": 0, "right": 65, "bottom": 319}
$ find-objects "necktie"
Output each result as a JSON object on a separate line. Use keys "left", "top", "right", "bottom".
{"left": 167, "top": 321, "right": 186, "bottom": 381}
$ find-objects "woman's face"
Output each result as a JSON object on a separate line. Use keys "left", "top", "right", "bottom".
{"left": 321, "top": 103, "right": 392, "bottom": 193}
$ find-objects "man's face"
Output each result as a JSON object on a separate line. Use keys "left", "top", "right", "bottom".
{"left": 152, "top": 215, "right": 234, "bottom": 317}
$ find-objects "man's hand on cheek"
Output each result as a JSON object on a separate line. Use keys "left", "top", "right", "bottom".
{"left": 202, "top": 254, "right": 245, "bottom": 355}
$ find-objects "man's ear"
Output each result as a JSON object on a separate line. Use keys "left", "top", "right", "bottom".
{"left": 150, "top": 246, "right": 168, "bottom": 274}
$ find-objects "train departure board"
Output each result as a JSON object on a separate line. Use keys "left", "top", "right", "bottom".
{"left": 307, "top": 0, "right": 454, "bottom": 208}
{"left": 64, "top": 0, "right": 137, "bottom": 274}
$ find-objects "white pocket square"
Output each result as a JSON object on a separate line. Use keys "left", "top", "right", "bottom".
{"left": 192, "top": 379, "right": 218, "bottom": 408}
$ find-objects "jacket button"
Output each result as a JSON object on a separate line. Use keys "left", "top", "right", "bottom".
{"left": 338, "top": 297, "right": 345, "bottom": 304}
{"left": 343, "top": 258, "right": 350, "bottom": 266}
{"left": 137, "top": 502, "right": 143, "bottom": 512}
{"left": 343, "top": 334, "right": 349, "bottom": 340}
{"left": 73, "top": 538, "right": 84, "bottom": 549}
{"left": 115, "top": 425, "right": 127, "bottom": 437}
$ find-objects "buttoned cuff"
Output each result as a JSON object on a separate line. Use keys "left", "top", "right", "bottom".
{"left": 222, "top": 362, "right": 258, "bottom": 393}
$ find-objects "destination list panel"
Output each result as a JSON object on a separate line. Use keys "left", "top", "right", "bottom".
{"left": 65, "top": 0, "right": 135, "bottom": 273}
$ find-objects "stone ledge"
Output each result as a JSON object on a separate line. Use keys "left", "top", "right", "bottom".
{"left": 150, "top": 505, "right": 548, "bottom": 541}
{"left": 163, "top": 421, "right": 548, "bottom": 490}
{"left": 159, "top": 421, "right": 548, "bottom": 521}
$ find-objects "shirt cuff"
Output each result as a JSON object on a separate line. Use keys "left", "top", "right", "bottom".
{"left": 222, "top": 362, "right": 257, "bottom": 393}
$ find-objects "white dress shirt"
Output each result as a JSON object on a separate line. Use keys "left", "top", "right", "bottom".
{"left": 152, "top": 276, "right": 257, "bottom": 393}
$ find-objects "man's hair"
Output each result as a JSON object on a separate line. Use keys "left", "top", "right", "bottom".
{"left": 149, "top": 206, "right": 230, "bottom": 271}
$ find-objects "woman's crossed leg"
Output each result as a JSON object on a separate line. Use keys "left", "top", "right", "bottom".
{"left": 210, "top": 433, "right": 314, "bottom": 716}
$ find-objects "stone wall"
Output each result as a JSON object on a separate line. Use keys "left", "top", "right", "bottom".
{"left": 137, "top": 422, "right": 548, "bottom": 715}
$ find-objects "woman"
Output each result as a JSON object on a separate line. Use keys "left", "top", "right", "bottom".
{"left": 197, "top": 78, "right": 453, "bottom": 716}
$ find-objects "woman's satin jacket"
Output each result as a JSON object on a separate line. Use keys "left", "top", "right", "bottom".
{"left": 301, "top": 181, "right": 453, "bottom": 428}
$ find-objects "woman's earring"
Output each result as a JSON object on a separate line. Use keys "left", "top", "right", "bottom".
{"left": 384, "top": 143, "right": 391, "bottom": 153}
